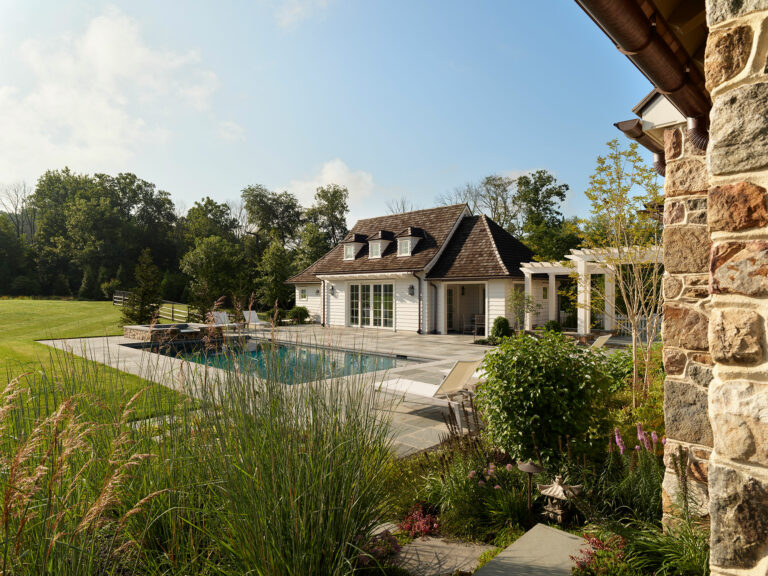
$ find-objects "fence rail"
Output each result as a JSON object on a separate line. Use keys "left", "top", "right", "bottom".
{"left": 112, "top": 291, "right": 190, "bottom": 322}
{"left": 615, "top": 313, "right": 661, "bottom": 341}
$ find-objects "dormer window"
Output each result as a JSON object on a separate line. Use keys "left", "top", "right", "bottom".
{"left": 396, "top": 227, "right": 424, "bottom": 257}
{"left": 342, "top": 232, "right": 367, "bottom": 261}
{"left": 367, "top": 230, "right": 393, "bottom": 260}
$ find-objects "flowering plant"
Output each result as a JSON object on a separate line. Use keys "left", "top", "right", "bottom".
{"left": 399, "top": 504, "right": 439, "bottom": 538}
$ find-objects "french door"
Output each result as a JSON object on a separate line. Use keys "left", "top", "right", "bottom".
{"left": 349, "top": 283, "right": 393, "bottom": 328}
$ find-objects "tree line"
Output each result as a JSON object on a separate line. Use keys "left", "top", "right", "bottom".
{"left": 1, "top": 166, "right": 583, "bottom": 318}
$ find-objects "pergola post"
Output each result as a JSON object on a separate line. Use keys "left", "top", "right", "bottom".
{"left": 523, "top": 272, "right": 533, "bottom": 331}
{"left": 548, "top": 273, "right": 557, "bottom": 323}
{"left": 577, "top": 259, "right": 591, "bottom": 334}
{"left": 604, "top": 272, "right": 616, "bottom": 331}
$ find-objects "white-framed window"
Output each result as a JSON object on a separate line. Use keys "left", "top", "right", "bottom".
{"left": 397, "top": 238, "right": 411, "bottom": 256}
{"left": 299, "top": 288, "right": 307, "bottom": 300}
{"left": 542, "top": 286, "right": 548, "bottom": 300}
{"left": 344, "top": 244, "right": 356, "bottom": 260}
{"left": 369, "top": 242, "right": 381, "bottom": 258}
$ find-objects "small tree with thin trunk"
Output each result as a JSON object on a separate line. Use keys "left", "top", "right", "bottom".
{"left": 580, "top": 140, "right": 663, "bottom": 407}
{"left": 122, "top": 248, "right": 162, "bottom": 325}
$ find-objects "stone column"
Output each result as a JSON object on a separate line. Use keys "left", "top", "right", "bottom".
{"left": 548, "top": 273, "right": 557, "bottom": 323}
{"left": 704, "top": 2, "right": 768, "bottom": 572}
{"left": 524, "top": 272, "right": 533, "bottom": 331}
{"left": 577, "top": 259, "right": 591, "bottom": 334}
{"left": 660, "top": 115, "right": 713, "bottom": 523}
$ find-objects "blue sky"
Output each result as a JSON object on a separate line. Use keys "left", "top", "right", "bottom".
{"left": 0, "top": 1, "right": 654, "bottom": 224}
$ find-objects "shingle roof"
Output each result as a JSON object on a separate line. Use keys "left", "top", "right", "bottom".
{"left": 287, "top": 204, "right": 468, "bottom": 281}
{"left": 426, "top": 215, "right": 534, "bottom": 280}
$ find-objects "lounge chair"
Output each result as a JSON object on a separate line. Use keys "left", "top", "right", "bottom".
{"left": 210, "top": 311, "right": 240, "bottom": 330}
{"left": 434, "top": 359, "right": 483, "bottom": 432}
{"left": 591, "top": 334, "right": 612, "bottom": 349}
{"left": 243, "top": 311, "right": 271, "bottom": 331}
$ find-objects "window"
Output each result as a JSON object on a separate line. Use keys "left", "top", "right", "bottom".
{"left": 344, "top": 244, "right": 356, "bottom": 260}
{"left": 369, "top": 242, "right": 381, "bottom": 258}
{"left": 398, "top": 238, "right": 411, "bottom": 256}
{"left": 542, "top": 286, "right": 548, "bottom": 300}
{"left": 299, "top": 288, "right": 307, "bottom": 300}
{"left": 349, "top": 283, "right": 394, "bottom": 328}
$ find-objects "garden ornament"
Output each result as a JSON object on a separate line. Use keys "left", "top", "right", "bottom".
{"left": 537, "top": 475, "right": 583, "bottom": 524}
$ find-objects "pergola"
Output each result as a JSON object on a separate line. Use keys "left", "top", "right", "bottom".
{"left": 520, "top": 246, "right": 662, "bottom": 335}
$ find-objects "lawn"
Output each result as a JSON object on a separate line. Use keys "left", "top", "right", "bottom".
{"left": 0, "top": 298, "right": 183, "bottom": 418}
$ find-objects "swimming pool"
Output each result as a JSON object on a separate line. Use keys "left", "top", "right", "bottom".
{"left": 175, "top": 340, "right": 416, "bottom": 384}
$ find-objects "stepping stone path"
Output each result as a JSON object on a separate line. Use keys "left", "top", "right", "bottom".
{"left": 474, "top": 523, "right": 586, "bottom": 575}
{"left": 395, "top": 536, "right": 495, "bottom": 576}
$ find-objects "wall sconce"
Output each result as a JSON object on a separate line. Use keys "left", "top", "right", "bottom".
{"left": 461, "top": 286, "right": 465, "bottom": 296}
{"left": 408, "top": 285, "right": 415, "bottom": 296}
{"left": 329, "top": 285, "right": 335, "bottom": 296}
{"left": 315, "top": 288, "right": 320, "bottom": 296}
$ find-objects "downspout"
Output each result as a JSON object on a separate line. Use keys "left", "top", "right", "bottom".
{"left": 413, "top": 273, "right": 422, "bottom": 334}
{"left": 321, "top": 281, "right": 326, "bottom": 326}
{"left": 430, "top": 282, "right": 438, "bottom": 333}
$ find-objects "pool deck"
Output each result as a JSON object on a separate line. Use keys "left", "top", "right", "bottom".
{"left": 40, "top": 326, "right": 491, "bottom": 457}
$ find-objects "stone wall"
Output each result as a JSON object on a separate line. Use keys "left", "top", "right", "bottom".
{"left": 661, "top": 122, "right": 714, "bottom": 523}
{"left": 704, "top": 1, "right": 768, "bottom": 573}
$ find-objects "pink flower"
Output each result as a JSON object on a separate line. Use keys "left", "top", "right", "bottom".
{"left": 661, "top": 437, "right": 667, "bottom": 446}
{"left": 468, "top": 470, "right": 476, "bottom": 479}
{"left": 635, "top": 445, "right": 641, "bottom": 451}
{"left": 506, "top": 463, "right": 514, "bottom": 472}
{"left": 614, "top": 428, "right": 625, "bottom": 455}
{"left": 478, "top": 480, "right": 486, "bottom": 487}
{"left": 494, "top": 485, "right": 501, "bottom": 490}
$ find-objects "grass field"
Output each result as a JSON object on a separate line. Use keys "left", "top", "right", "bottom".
{"left": 0, "top": 298, "right": 182, "bottom": 417}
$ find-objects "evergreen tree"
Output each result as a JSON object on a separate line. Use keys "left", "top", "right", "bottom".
{"left": 122, "top": 248, "right": 162, "bottom": 325}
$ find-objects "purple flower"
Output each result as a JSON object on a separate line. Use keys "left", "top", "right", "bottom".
{"left": 614, "top": 428, "right": 626, "bottom": 455}
{"left": 651, "top": 431, "right": 658, "bottom": 445}
{"left": 636, "top": 423, "right": 644, "bottom": 441}
{"left": 494, "top": 485, "right": 501, "bottom": 490}
{"left": 661, "top": 437, "right": 667, "bottom": 446}
{"left": 506, "top": 463, "right": 514, "bottom": 472}
{"left": 635, "top": 445, "right": 641, "bottom": 451}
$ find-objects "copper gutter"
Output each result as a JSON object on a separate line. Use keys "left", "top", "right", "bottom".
{"left": 575, "top": 0, "right": 710, "bottom": 146}
{"left": 613, "top": 118, "right": 666, "bottom": 175}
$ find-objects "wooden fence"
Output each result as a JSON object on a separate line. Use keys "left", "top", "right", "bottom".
{"left": 113, "top": 291, "right": 190, "bottom": 323}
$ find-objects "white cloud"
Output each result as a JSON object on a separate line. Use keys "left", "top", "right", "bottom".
{"left": 0, "top": 6, "right": 219, "bottom": 181}
{"left": 274, "top": 0, "right": 328, "bottom": 28}
{"left": 285, "top": 158, "right": 375, "bottom": 208}
{"left": 217, "top": 120, "right": 246, "bottom": 142}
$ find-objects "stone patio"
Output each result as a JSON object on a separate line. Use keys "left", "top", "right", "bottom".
{"left": 40, "top": 325, "right": 491, "bottom": 456}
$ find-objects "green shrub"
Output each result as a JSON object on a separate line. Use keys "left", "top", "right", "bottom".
{"left": 543, "top": 319, "right": 562, "bottom": 332}
{"left": 490, "top": 316, "right": 512, "bottom": 339}
{"left": 475, "top": 331, "right": 613, "bottom": 463}
{"left": 287, "top": 305, "right": 310, "bottom": 324}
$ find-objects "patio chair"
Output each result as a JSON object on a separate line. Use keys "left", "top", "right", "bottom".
{"left": 243, "top": 310, "right": 271, "bottom": 331}
{"left": 210, "top": 311, "right": 241, "bottom": 330}
{"left": 434, "top": 359, "right": 483, "bottom": 432}
{"left": 591, "top": 334, "right": 612, "bottom": 349}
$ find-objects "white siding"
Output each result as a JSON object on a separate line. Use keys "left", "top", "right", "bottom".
{"left": 395, "top": 279, "right": 420, "bottom": 332}
{"left": 327, "top": 283, "right": 346, "bottom": 327}
{"left": 294, "top": 284, "right": 322, "bottom": 322}
{"left": 487, "top": 279, "right": 509, "bottom": 334}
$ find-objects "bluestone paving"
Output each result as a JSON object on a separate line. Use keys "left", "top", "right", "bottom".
{"left": 473, "top": 524, "right": 586, "bottom": 576}
{"left": 395, "top": 536, "right": 495, "bottom": 576}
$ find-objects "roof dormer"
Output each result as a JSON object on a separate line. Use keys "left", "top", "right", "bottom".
{"left": 367, "top": 230, "right": 394, "bottom": 259}
{"left": 396, "top": 227, "right": 424, "bottom": 257}
{"left": 342, "top": 232, "right": 367, "bottom": 260}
